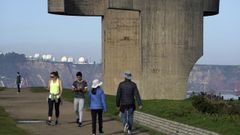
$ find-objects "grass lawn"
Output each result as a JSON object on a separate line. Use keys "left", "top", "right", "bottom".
{"left": 30, "top": 87, "right": 240, "bottom": 135}
{"left": 94, "top": 94, "right": 240, "bottom": 135}
{"left": 0, "top": 107, "right": 29, "bottom": 135}
{"left": 0, "top": 87, "right": 5, "bottom": 91}
{"left": 98, "top": 93, "right": 240, "bottom": 135}
{"left": 141, "top": 99, "right": 240, "bottom": 135}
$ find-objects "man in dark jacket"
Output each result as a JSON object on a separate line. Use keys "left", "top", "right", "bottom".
{"left": 116, "top": 71, "right": 142, "bottom": 135}
{"left": 16, "top": 72, "right": 22, "bottom": 93}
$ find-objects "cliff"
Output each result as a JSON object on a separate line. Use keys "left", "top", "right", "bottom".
{"left": 0, "top": 54, "right": 240, "bottom": 95}
{"left": 188, "top": 65, "right": 240, "bottom": 95}
{"left": 0, "top": 60, "right": 101, "bottom": 88}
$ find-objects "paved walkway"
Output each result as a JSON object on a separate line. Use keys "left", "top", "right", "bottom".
{"left": 0, "top": 88, "right": 149, "bottom": 135}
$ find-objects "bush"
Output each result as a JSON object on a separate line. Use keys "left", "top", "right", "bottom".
{"left": 192, "top": 94, "right": 240, "bottom": 115}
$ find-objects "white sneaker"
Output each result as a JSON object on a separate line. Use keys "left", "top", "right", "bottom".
{"left": 127, "top": 130, "right": 132, "bottom": 135}
{"left": 123, "top": 123, "right": 128, "bottom": 134}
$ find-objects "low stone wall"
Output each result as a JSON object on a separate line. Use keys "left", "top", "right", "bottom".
{"left": 134, "top": 111, "right": 220, "bottom": 135}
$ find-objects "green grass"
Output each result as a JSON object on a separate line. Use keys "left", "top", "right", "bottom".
{"left": 0, "top": 87, "right": 5, "bottom": 91}
{"left": 0, "top": 106, "right": 29, "bottom": 135}
{"left": 102, "top": 96, "right": 240, "bottom": 135}
{"left": 140, "top": 99, "right": 240, "bottom": 135}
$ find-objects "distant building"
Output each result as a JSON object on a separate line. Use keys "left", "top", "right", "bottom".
{"left": 78, "top": 57, "right": 87, "bottom": 64}
{"left": 46, "top": 54, "right": 52, "bottom": 60}
{"left": 34, "top": 53, "right": 40, "bottom": 59}
{"left": 41, "top": 54, "right": 54, "bottom": 61}
{"left": 42, "top": 54, "right": 47, "bottom": 60}
{"left": 61, "top": 56, "right": 68, "bottom": 62}
{"left": 26, "top": 53, "right": 93, "bottom": 64}
{"left": 67, "top": 57, "right": 74, "bottom": 63}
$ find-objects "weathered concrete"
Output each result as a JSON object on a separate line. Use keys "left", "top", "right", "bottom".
{"left": 48, "top": 0, "right": 219, "bottom": 99}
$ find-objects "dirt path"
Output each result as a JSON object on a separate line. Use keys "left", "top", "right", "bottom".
{"left": 0, "top": 88, "right": 149, "bottom": 135}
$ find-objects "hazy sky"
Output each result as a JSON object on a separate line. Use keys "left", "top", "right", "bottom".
{"left": 0, "top": 0, "right": 240, "bottom": 65}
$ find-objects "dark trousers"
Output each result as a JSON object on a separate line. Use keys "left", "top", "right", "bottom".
{"left": 17, "top": 83, "right": 20, "bottom": 92}
{"left": 48, "top": 98, "right": 61, "bottom": 118}
{"left": 91, "top": 109, "right": 103, "bottom": 134}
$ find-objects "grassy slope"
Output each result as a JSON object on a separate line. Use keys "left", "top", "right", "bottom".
{"left": 0, "top": 88, "right": 29, "bottom": 135}
{"left": 141, "top": 99, "right": 240, "bottom": 135}
{"left": 103, "top": 94, "right": 240, "bottom": 135}
{"left": 31, "top": 87, "right": 240, "bottom": 135}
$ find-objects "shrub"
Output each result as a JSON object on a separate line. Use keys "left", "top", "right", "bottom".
{"left": 192, "top": 94, "right": 240, "bottom": 115}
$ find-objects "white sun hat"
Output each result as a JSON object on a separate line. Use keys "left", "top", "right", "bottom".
{"left": 91, "top": 79, "right": 103, "bottom": 88}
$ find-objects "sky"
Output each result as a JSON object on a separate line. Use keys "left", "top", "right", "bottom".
{"left": 0, "top": 0, "right": 240, "bottom": 65}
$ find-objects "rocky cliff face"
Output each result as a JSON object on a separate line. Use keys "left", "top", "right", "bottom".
{"left": 1, "top": 59, "right": 240, "bottom": 95}
{"left": 0, "top": 60, "right": 101, "bottom": 88}
{"left": 188, "top": 65, "right": 240, "bottom": 95}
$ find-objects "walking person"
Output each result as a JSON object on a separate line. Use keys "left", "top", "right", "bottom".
{"left": 72, "top": 71, "right": 88, "bottom": 127}
{"left": 47, "top": 71, "right": 63, "bottom": 126}
{"left": 16, "top": 72, "right": 22, "bottom": 93}
{"left": 116, "top": 71, "right": 143, "bottom": 135}
{"left": 89, "top": 79, "right": 107, "bottom": 135}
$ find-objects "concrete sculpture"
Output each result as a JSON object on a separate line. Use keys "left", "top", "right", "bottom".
{"left": 48, "top": 0, "right": 219, "bottom": 99}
